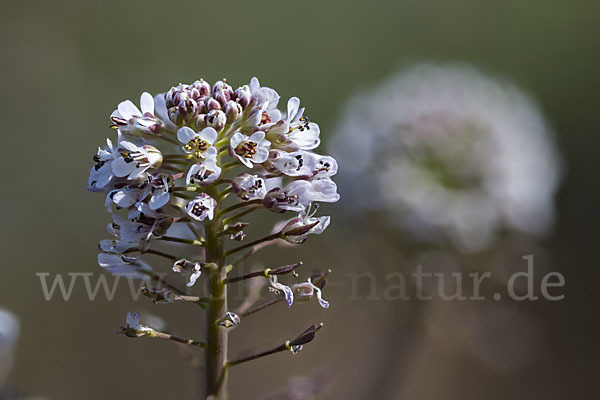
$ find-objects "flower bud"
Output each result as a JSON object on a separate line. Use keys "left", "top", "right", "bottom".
{"left": 225, "top": 100, "right": 242, "bottom": 123}
{"left": 205, "top": 110, "right": 226, "bottom": 131}
{"left": 193, "top": 79, "right": 211, "bottom": 97}
{"left": 289, "top": 323, "right": 323, "bottom": 347}
{"left": 234, "top": 85, "right": 251, "bottom": 109}
{"left": 212, "top": 80, "right": 233, "bottom": 101}
{"left": 206, "top": 97, "right": 221, "bottom": 111}
{"left": 178, "top": 98, "right": 199, "bottom": 122}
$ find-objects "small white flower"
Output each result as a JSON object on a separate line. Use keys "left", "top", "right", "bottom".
{"left": 229, "top": 131, "right": 271, "bottom": 167}
{"left": 268, "top": 275, "right": 294, "bottom": 307}
{"left": 88, "top": 138, "right": 120, "bottom": 190}
{"left": 269, "top": 97, "right": 321, "bottom": 151}
{"left": 216, "top": 312, "right": 241, "bottom": 328}
{"left": 121, "top": 312, "right": 155, "bottom": 337}
{"left": 108, "top": 214, "right": 171, "bottom": 250}
{"left": 98, "top": 253, "right": 152, "bottom": 278}
{"left": 172, "top": 259, "right": 203, "bottom": 287}
{"left": 111, "top": 141, "right": 163, "bottom": 180}
{"left": 111, "top": 92, "right": 164, "bottom": 136}
{"left": 98, "top": 239, "right": 135, "bottom": 254}
{"left": 231, "top": 173, "right": 267, "bottom": 200}
{"left": 186, "top": 158, "right": 222, "bottom": 186}
{"left": 249, "top": 77, "right": 281, "bottom": 114}
{"left": 263, "top": 178, "right": 339, "bottom": 213}
{"left": 281, "top": 207, "right": 331, "bottom": 244}
{"left": 177, "top": 126, "right": 218, "bottom": 160}
{"left": 269, "top": 150, "right": 338, "bottom": 178}
{"left": 292, "top": 277, "right": 330, "bottom": 309}
{"left": 105, "top": 186, "right": 141, "bottom": 211}
{"left": 185, "top": 193, "right": 217, "bottom": 221}
{"left": 145, "top": 174, "right": 173, "bottom": 210}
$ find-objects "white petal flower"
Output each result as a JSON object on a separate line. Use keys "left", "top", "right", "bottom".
{"left": 293, "top": 277, "right": 330, "bottom": 309}
{"left": 172, "top": 259, "right": 203, "bottom": 287}
{"left": 111, "top": 92, "right": 164, "bottom": 136}
{"left": 230, "top": 131, "right": 271, "bottom": 167}
{"left": 269, "top": 150, "right": 338, "bottom": 178}
{"left": 264, "top": 97, "right": 320, "bottom": 151}
{"left": 216, "top": 312, "right": 241, "bottom": 328}
{"left": 185, "top": 193, "right": 217, "bottom": 221}
{"left": 330, "top": 64, "right": 562, "bottom": 252}
{"left": 249, "top": 77, "right": 280, "bottom": 111}
{"left": 98, "top": 253, "right": 152, "bottom": 278}
{"left": 281, "top": 207, "right": 331, "bottom": 244}
{"left": 111, "top": 141, "right": 163, "bottom": 180}
{"left": 231, "top": 173, "right": 266, "bottom": 200}
{"left": 98, "top": 239, "right": 135, "bottom": 254}
{"left": 121, "top": 312, "right": 155, "bottom": 337}
{"left": 186, "top": 158, "right": 222, "bottom": 186}
{"left": 177, "top": 126, "right": 218, "bottom": 160}
{"left": 88, "top": 138, "right": 120, "bottom": 190}
{"left": 263, "top": 179, "right": 339, "bottom": 213}
{"left": 268, "top": 275, "right": 294, "bottom": 307}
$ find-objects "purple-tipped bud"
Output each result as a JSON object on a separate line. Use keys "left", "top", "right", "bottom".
{"left": 206, "top": 97, "right": 221, "bottom": 111}
{"left": 225, "top": 100, "right": 242, "bottom": 123}
{"left": 234, "top": 86, "right": 251, "bottom": 109}
{"left": 212, "top": 80, "right": 233, "bottom": 101}
{"left": 193, "top": 79, "right": 211, "bottom": 97}
{"left": 178, "top": 98, "right": 199, "bottom": 122}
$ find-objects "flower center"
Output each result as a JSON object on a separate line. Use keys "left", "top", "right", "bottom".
{"left": 190, "top": 169, "right": 214, "bottom": 184}
{"left": 289, "top": 116, "right": 310, "bottom": 133}
{"left": 184, "top": 137, "right": 210, "bottom": 158}
{"left": 235, "top": 141, "right": 258, "bottom": 158}
{"left": 189, "top": 203, "right": 209, "bottom": 217}
{"left": 260, "top": 112, "right": 271, "bottom": 125}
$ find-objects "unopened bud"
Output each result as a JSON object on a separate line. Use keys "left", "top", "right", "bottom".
{"left": 205, "top": 110, "right": 226, "bottom": 131}
{"left": 225, "top": 100, "right": 242, "bottom": 123}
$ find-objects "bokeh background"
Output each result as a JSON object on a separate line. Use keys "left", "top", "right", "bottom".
{"left": 1, "top": 0, "right": 598, "bottom": 399}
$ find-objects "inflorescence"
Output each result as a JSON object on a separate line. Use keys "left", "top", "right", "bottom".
{"left": 88, "top": 77, "right": 339, "bottom": 393}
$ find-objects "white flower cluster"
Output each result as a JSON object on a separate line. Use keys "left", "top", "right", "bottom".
{"left": 330, "top": 64, "right": 562, "bottom": 252}
{"left": 89, "top": 77, "right": 339, "bottom": 277}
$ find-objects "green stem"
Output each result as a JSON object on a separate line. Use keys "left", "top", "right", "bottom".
{"left": 204, "top": 185, "right": 229, "bottom": 399}
{"left": 219, "top": 199, "right": 263, "bottom": 216}
{"left": 224, "top": 231, "right": 283, "bottom": 257}
{"left": 159, "top": 235, "right": 205, "bottom": 246}
{"left": 222, "top": 206, "right": 261, "bottom": 225}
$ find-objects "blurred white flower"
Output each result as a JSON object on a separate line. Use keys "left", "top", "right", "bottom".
{"left": 0, "top": 309, "right": 19, "bottom": 387}
{"left": 330, "top": 64, "right": 562, "bottom": 252}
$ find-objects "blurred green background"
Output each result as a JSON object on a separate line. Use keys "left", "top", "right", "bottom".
{"left": 0, "top": 0, "right": 598, "bottom": 399}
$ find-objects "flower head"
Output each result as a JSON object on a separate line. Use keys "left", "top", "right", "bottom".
{"left": 330, "top": 64, "right": 561, "bottom": 252}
